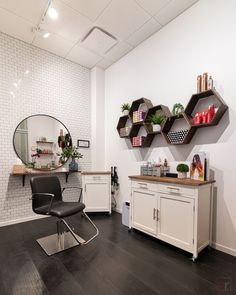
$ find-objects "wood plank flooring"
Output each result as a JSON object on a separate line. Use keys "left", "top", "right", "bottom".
{"left": 0, "top": 212, "right": 235, "bottom": 295}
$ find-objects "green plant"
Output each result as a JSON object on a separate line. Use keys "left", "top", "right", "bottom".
{"left": 176, "top": 163, "right": 189, "bottom": 173}
{"left": 172, "top": 103, "right": 184, "bottom": 116}
{"left": 57, "top": 146, "right": 83, "bottom": 164}
{"left": 147, "top": 114, "right": 165, "bottom": 125}
{"left": 121, "top": 103, "right": 131, "bottom": 112}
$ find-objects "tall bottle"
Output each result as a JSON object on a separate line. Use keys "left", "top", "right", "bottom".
{"left": 197, "top": 75, "right": 202, "bottom": 93}
{"left": 202, "top": 72, "right": 208, "bottom": 91}
{"left": 208, "top": 76, "right": 214, "bottom": 90}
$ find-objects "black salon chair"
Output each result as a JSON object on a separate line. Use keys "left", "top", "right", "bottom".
{"left": 30, "top": 175, "right": 99, "bottom": 256}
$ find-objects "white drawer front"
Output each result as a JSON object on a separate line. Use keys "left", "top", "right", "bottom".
{"left": 84, "top": 175, "right": 109, "bottom": 182}
{"left": 157, "top": 183, "right": 196, "bottom": 197}
{"left": 131, "top": 181, "right": 157, "bottom": 192}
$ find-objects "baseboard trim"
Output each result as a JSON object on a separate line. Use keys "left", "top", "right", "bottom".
{"left": 0, "top": 215, "right": 49, "bottom": 227}
{"left": 212, "top": 242, "right": 236, "bottom": 257}
{"left": 114, "top": 208, "right": 122, "bottom": 214}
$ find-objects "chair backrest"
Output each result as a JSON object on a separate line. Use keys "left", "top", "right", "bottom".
{"left": 30, "top": 175, "right": 62, "bottom": 203}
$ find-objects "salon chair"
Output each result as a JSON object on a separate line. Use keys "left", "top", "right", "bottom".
{"left": 30, "top": 175, "right": 99, "bottom": 256}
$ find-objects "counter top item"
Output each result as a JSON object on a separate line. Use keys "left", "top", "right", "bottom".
{"left": 128, "top": 175, "right": 215, "bottom": 186}
{"left": 81, "top": 171, "right": 111, "bottom": 175}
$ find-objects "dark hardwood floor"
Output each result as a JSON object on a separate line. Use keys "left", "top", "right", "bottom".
{"left": 0, "top": 212, "right": 235, "bottom": 295}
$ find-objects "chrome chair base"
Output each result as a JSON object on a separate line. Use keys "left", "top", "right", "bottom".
{"left": 37, "top": 231, "right": 85, "bottom": 256}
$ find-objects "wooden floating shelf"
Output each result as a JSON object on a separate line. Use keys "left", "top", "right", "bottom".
{"left": 36, "top": 141, "right": 54, "bottom": 144}
{"left": 117, "top": 90, "right": 228, "bottom": 147}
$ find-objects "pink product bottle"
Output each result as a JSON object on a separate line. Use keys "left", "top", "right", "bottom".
{"left": 207, "top": 104, "right": 215, "bottom": 123}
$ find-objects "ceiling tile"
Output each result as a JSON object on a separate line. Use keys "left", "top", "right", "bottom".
{"left": 42, "top": 0, "right": 93, "bottom": 43}
{"left": 66, "top": 45, "right": 102, "bottom": 68}
{"left": 127, "top": 18, "right": 162, "bottom": 47}
{"left": 82, "top": 27, "right": 117, "bottom": 55}
{"left": 0, "top": 0, "right": 48, "bottom": 24}
{"left": 104, "top": 41, "right": 133, "bottom": 62}
{"left": 61, "top": 0, "right": 111, "bottom": 21}
{"left": 155, "top": 0, "right": 199, "bottom": 26}
{"left": 96, "top": 58, "right": 114, "bottom": 69}
{"left": 96, "top": 0, "right": 151, "bottom": 39}
{"left": 33, "top": 32, "right": 73, "bottom": 57}
{"left": 135, "top": 0, "right": 171, "bottom": 16}
{"left": 0, "top": 8, "right": 35, "bottom": 43}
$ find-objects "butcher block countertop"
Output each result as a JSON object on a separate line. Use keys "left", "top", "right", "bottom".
{"left": 129, "top": 175, "right": 215, "bottom": 186}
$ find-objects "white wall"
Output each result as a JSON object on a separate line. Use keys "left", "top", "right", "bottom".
{"left": 105, "top": 0, "right": 236, "bottom": 256}
{"left": 0, "top": 32, "right": 91, "bottom": 225}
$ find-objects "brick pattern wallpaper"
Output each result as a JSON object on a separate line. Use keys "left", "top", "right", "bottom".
{"left": 0, "top": 32, "right": 91, "bottom": 224}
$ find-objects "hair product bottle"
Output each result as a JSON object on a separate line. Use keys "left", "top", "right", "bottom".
{"left": 197, "top": 75, "right": 202, "bottom": 93}
{"left": 202, "top": 72, "right": 208, "bottom": 91}
{"left": 208, "top": 76, "right": 214, "bottom": 90}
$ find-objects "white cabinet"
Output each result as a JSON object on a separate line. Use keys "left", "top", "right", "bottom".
{"left": 82, "top": 172, "right": 111, "bottom": 214}
{"left": 130, "top": 178, "right": 214, "bottom": 261}
{"left": 132, "top": 188, "right": 158, "bottom": 236}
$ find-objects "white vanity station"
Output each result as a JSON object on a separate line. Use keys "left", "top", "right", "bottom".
{"left": 82, "top": 172, "right": 111, "bottom": 214}
{"left": 129, "top": 175, "right": 215, "bottom": 261}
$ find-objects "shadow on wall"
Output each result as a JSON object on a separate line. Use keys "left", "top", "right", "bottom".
{"left": 130, "top": 109, "right": 231, "bottom": 162}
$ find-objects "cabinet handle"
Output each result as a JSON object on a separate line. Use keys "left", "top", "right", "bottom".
{"left": 156, "top": 209, "right": 159, "bottom": 221}
{"left": 153, "top": 208, "right": 156, "bottom": 220}
{"left": 85, "top": 184, "right": 86, "bottom": 192}
{"left": 138, "top": 183, "right": 148, "bottom": 189}
{"left": 167, "top": 187, "right": 180, "bottom": 192}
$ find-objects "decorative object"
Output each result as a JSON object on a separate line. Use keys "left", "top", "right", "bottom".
{"left": 202, "top": 72, "right": 208, "bottom": 91}
{"left": 57, "top": 146, "right": 83, "bottom": 171}
{"left": 121, "top": 103, "right": 131, "bottom": 116}
{"left": 77, "top": 139, "right": 90, "bottom": 148}
{"left": 147, "top": 113, "right": 164, "bottom": 132}
{"left": 172, "top": 103, "right": 184, "bottom": 116}
{"left": 176, "top": 163, "right": 189, "bottom": 179}
{"left": 132, "top": 136, "right": 146, "bottom": 147}
{"left": 167, "top": 129, "right": 189, "bottom": 144}
{"left": 190, "top": 153, "right": 206, "bottom": 181}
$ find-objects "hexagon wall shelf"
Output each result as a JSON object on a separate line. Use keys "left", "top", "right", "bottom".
{"left": 117, "top": 90, "right": 228, "bottom": 147}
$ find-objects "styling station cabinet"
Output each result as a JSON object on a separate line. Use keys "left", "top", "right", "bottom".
{"left": 81, "top": 172, "right": 111, "bottom": 214}
{"left": 129, "top": 176, "right": 215, "bottom": 261}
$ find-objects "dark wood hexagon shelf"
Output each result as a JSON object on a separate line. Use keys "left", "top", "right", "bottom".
{"left": 144, "top": 104, "right": 172, "bottom": 134}
{"left": 162, "top": 113, "right": 196, "bottom": 145}
{"left": 116, "top": 115, "right": 131, "bottom": 138}
{"left": 185, "top": 89, "right": 228, "bottom": 128}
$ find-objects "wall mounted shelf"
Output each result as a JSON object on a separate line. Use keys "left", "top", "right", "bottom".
{"left": 117, "top": 89, "right": 228, "bottom": 147}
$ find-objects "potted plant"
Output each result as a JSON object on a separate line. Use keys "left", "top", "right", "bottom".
{"left": 172, "top": 103, "right": 184, "bottom": 116}
{"left": 121, "top": 103, "right": 131, "bottom": 116}
{"left": 147, "top": 113, "right": 165, "bottom": 132}
{"left": 57, "top": 146, "right": 83, "bottom": 171}
{"left": 176, "top": 163, "right": 189, "bottom": 179}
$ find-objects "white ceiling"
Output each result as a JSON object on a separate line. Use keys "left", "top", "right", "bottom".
{"left": 0, "top": 0, "right": 199, "bottom": 69}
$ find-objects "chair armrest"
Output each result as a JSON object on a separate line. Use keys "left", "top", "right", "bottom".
{"left": 31, "top": 193, "right": 55, "bottom": 214}
{"left": 61, "top": 187, "right": 82, "bottom": 202}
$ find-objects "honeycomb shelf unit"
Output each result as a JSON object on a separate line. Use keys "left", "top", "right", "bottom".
{"left": 162, "top": 113, "right": 196, "bottom": 145}
{"left": 185, "top": 89, "right": 228, "bottom": 128}
{"left": 117, "top": 90, "right": 228, "bottom": 147}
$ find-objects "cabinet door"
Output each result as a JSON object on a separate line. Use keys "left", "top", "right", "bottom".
{"left": 84, "top": 182, "right": 110, "bottom": 212}
{"left": 157, "top": 194, "right": 194, "bottom": 252}
{"left": 131, "top": 189, "right": 158, "bottom": 236}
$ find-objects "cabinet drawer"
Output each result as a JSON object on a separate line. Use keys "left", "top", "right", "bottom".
{"left": 84, "top": 175, "right": 109, "bottom": 182}
{"left": 157, "top": 184, "right": 195, "bottom": 197}
{"left": 131, "top": 181, "right": 157, "bottom": 192}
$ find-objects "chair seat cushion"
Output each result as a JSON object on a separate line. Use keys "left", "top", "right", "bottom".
{"left": 50, "top": 201, "right": 85, "bottom": 218}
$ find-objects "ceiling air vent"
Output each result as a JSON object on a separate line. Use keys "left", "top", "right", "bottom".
{"left": 81, "top": 27, "right": 118, "bottom": 55}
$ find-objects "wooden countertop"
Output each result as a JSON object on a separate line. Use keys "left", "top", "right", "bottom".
{"left": 129, "top": 175, "right": 215, "bottom": 186}
{"left": 81, "top": 171, "right": 111, "bottom": 175}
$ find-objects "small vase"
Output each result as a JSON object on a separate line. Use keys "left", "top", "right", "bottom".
{"left": 178, "top": 172, "right": 187, "bottom": 179}
{"left": 69, "top": 158, "right": 78, "bottom": 171}
{"left": 152, "top": 124, "right": 161, "bottom": 132}
{"left": 123, "top": 110, "right": 129, "bottom": 116}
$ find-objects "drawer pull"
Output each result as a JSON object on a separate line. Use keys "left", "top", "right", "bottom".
{"left": 156, "top": 209, "right": 159, "bottom": 221}
{"left": 167, "top": 187, "right": 180, "bottom": 192}
{"left": 153, "top": 208, "right": 156, "bottom": 220}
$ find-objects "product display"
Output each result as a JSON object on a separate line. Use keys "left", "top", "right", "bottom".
{"left": 193, "top": 104, "right": 216, "bottom": 125}
{"left": 133, "top": 110, "right": 146, "bottom": 123}
{"left": 132, "top": 136, "right": 146, "bottom": 146}
{"left": 167, "top": 129, "right": 189, "bottom": 144}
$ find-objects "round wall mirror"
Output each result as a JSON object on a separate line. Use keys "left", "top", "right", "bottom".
{"left": 13, "top": 114, "right": 72, "bottom": 170}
